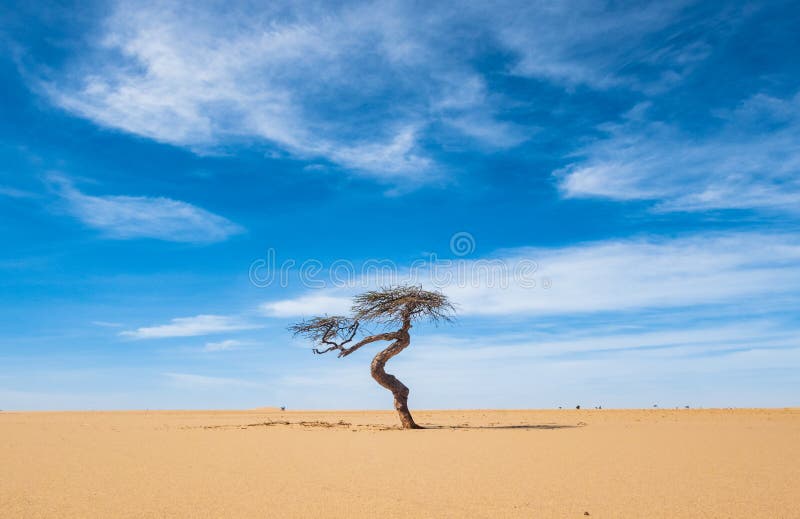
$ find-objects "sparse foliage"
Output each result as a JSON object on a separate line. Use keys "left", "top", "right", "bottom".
{"left": 290, "top": 285, "right": 455, "bottom": 429}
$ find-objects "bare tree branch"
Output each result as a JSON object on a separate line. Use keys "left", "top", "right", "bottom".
{"left": 289, "top": 316, "right": 359, "bottom": 355}
{"left": 338, "top": 332, "right": 398, "bottom": 358}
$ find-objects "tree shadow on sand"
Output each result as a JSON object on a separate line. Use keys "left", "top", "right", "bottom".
{"left": 193, "top": 421, "right": 586, "bottom": 431}
{"left": 421, "top": 422, "right": 586, "bottom": 430}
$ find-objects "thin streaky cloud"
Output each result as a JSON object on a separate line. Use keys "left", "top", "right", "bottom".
{"left": 260, "top": 295, "right": 352, "bottom": 319}
{"left": 558, "top": 93, "right": 800, "bottom": 213}
{"left": 408, "top": 320, "right": 797, "bottom": 363}
{"left": 35, "top": 1, "right": 720, "bottom": 182}
{"left": 260, "top": 231, "right": 800, "bottom": 317}
{"left": 38, "top": 2, "right": 441, "bottom": 180}
{"left": 50, "top": 175, "right": 243, "bottom": 243}
{"left": 490, "top": 0, "right": 708, "bottom": 91}
{"left": 122, "top": 315, "right": 262, "bottom": 339}
{"left": 203, "top": 339, "right": 249, "bottom": 352}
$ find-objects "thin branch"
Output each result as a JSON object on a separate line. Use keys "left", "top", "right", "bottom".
{"left": 289, "top": 315, "right": 360, "bottom": 355}
{"left": 338, "top": 332, "right": 399, "bottom": 358}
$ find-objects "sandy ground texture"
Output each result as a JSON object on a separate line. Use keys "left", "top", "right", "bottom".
{"left": 1, "top": 408, "right": 798, "bottom": 518}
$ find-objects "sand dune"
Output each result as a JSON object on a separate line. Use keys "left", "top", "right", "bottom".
{"left": 1, "top": 408, "right": 798, "bottom": 518}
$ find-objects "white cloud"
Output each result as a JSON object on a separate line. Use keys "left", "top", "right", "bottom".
{"left": 396, "top": 324, "right": 800, "bottom": 408}
{"left": 449, "top": 232, "right": 800, "bottom": 316}
{"left": 52, "top": 176, "right": 242, "bottom": 243}
{"left": 40, "top": 1, "right": 444, "bottom": 180}
{"left": 203, "top": 339, "right": 248, "bottom": 352}
{"left": 322, "top": 126, "right": 434, "bottom": 179}
{"left": 259, "top": 231, "right": 800, "bottom": 318}
{"left": 488, "top": 0, "right": 713, "bottom": 91}
{"left": 272, "top": 317, "right": 800, "bottom": 408}
{"left": 442, "top": 113, "right": 529, "bottom": 149}
{"left": 36, "top": 1, "right": 718, "bottom": 181}
{"left": 558, "top": 93, "right": 800, "bottom": 212}
{"left": 409, "top": 320, "right": 798, "bottom": 363}
{"left": 121, "top": 315, "right": 261, "bottom": 339}
{"left": 260, "top": 295, "right": 352, "bottom": 318}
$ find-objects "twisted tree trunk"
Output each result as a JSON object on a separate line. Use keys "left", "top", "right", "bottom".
{"left": 370, "top": 319, "right": 422, "bottom": 429}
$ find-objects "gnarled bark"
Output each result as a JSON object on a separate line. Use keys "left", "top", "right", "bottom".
{"left": 370, "top": 320, "right": 422, "bottom": 429}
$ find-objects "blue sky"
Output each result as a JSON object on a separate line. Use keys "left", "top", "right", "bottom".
{"left": 1, "top": 0, "right": 799, "bottom": 410}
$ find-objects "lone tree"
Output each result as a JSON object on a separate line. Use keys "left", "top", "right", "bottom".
{"left": 290, "top": 286, "right": 454, "bottom": 429}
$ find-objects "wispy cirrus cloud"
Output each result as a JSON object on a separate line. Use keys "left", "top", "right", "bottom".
{"left": 272, "top": 318, "right": 800, "bottom": 408}
{"left": 260, "top": 294, "right": 352, "bottom": 319}
{"left": 122, "top": 315, "right": 261, "bottom": 339}
{"left": 39, "top": 1, "right": 446, "bottom": 180}
{"left": 558, "top": 92, "right": 800, "bottom": 212}
{"left": 259, "top": 231, "right": 800, "bottom": 318}
{"left": 398, "top": 321, "right": 800, "bottom": 408}
{"left": 408, "top": 320, "right": 799, "bottom": 363}
{"left": 449, "top": 232, "right": 800, "bottom": 316}
{"left": 35, "top": 1, "right": 723, "bottom": 182}
{"left": 203, "top": 339, "right": 249, "bottom": 352}
{"left": 50, "top": 175, "right": 242, "bottom": 243}
{"left": 489, "top": 0, "right": 714, "bottom": 92}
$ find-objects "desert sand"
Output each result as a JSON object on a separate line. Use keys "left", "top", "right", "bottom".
{"left": 1, "top": 408, "right": 798, "bottom": 518}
